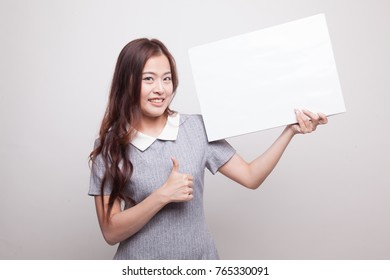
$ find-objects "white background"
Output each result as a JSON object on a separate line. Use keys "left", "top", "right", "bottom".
{"left": 0, "top": 0, "right": 389, "bottom": 259}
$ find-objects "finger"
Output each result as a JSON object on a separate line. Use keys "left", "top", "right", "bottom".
{"left": 183, "top": 174, "right": 194, "bottom": 181}
{"left": 184, "top": 175, "right": 194, "bottom": 187}
{"left": 302, "top": 112, "right": 313, "bottom": 132}
{"left": 187, "top": 186, "right": 194, "bottom": 198}
{"left": 302, "top": 109, "right": 320, "bottom": 124}
{"left": 295, "top": 109, "right": 308, "bottom": 134}
{"left": 318, "top": 112, "right": 328, "bottom": 124}
{"left": 171, "top": 157, "right": 179, "bottom": 172}
{"left": 301, "top": 109, "right": 320, "bottom": 131}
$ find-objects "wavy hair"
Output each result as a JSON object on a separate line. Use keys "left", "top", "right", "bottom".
{"left": 89, "top": 38, "right": 178, "bottom": 220}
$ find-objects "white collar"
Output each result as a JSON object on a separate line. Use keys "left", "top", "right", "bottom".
{"left": 131, "top": 113, "right": 180, "bottom": 151}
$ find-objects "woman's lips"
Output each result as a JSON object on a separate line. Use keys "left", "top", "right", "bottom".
{"left": 148, "top": 98, "right": 165, "bottom": 106}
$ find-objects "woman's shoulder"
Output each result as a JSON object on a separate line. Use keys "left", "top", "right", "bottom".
{"left": 177, "top": 113, "right": 209, "bottom": 141}
{"left": 179, "top": 113, "right": 205, "bottom": 126}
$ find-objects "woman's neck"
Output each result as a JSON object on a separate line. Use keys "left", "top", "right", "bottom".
{"left": 137, "top": 113, "right": 167, "bottom": 137}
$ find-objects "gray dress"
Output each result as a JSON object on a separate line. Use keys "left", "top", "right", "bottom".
{"left": 89, "top": 114, "right": 236, "bottom": 259}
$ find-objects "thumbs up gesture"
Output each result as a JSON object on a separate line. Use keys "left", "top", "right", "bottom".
{"left": 158, "top": 157, "right": 194, "bottom": 203}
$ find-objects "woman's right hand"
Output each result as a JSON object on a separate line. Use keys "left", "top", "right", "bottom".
{"left": 157, "top": 157, "right": 194, "bottom": 204}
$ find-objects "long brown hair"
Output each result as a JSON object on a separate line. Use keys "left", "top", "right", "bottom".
{"left": 89, "top": 38, "right": 178, "bottom": 220}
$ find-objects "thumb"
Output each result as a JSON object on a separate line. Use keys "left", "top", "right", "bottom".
{"left": 171, "top": 157, "right": 179, "bottom": 172}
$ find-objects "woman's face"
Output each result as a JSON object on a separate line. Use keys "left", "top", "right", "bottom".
{"left": 140, "top": 54, "right": 174, "bottom": 120}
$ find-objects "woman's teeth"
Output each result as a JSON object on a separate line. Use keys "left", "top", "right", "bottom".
{"left": 149, "top": 98, "right": 163, "bottom": 103}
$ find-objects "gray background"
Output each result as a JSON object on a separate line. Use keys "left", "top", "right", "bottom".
{"left": 0, "top": 0, "right": 389, "bottom": 259}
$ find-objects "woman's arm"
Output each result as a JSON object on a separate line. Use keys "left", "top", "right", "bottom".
{"left": 95, "top": 157, "right": 193, "bottom": 245}
{"left": 219, "top": 109, "right": 328, "bottom": 189}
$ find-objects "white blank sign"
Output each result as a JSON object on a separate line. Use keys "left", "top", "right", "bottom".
{"left": 189, "top": 14, "right": 346, "bottom": 141}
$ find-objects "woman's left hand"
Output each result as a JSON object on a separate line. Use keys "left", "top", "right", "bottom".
{"left": 289, "top": 109, "right": 328, "bottom": 135}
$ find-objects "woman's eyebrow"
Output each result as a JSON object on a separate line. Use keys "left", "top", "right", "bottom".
{"left": 142, "top": 71, "right": 171, "bottom": 75}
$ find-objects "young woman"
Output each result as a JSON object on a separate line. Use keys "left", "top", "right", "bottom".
{"left": 88, "top": 38, "right": 328, "bottom": 259}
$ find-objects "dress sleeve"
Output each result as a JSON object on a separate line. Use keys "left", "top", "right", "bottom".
{"left": 205, "top": 139, "right": 236, "bottom": 175}
{"left": 88, "top": 141, "right": 113, "bottom": 196}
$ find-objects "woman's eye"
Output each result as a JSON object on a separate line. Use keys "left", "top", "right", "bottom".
{"left": 143, "top": 77, "right": 153, "bottom": 81}
{"left": 164, "top": 76, "right": 172, "bottom": 81}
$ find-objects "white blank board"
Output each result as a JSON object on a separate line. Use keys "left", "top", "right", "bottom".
{"left": 189, "top": 14, "right": 346, "bottom": 141}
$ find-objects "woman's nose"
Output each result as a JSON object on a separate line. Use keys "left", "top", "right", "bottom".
{"left": 153, "top": 79, "right": 164, "bottom": 93}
